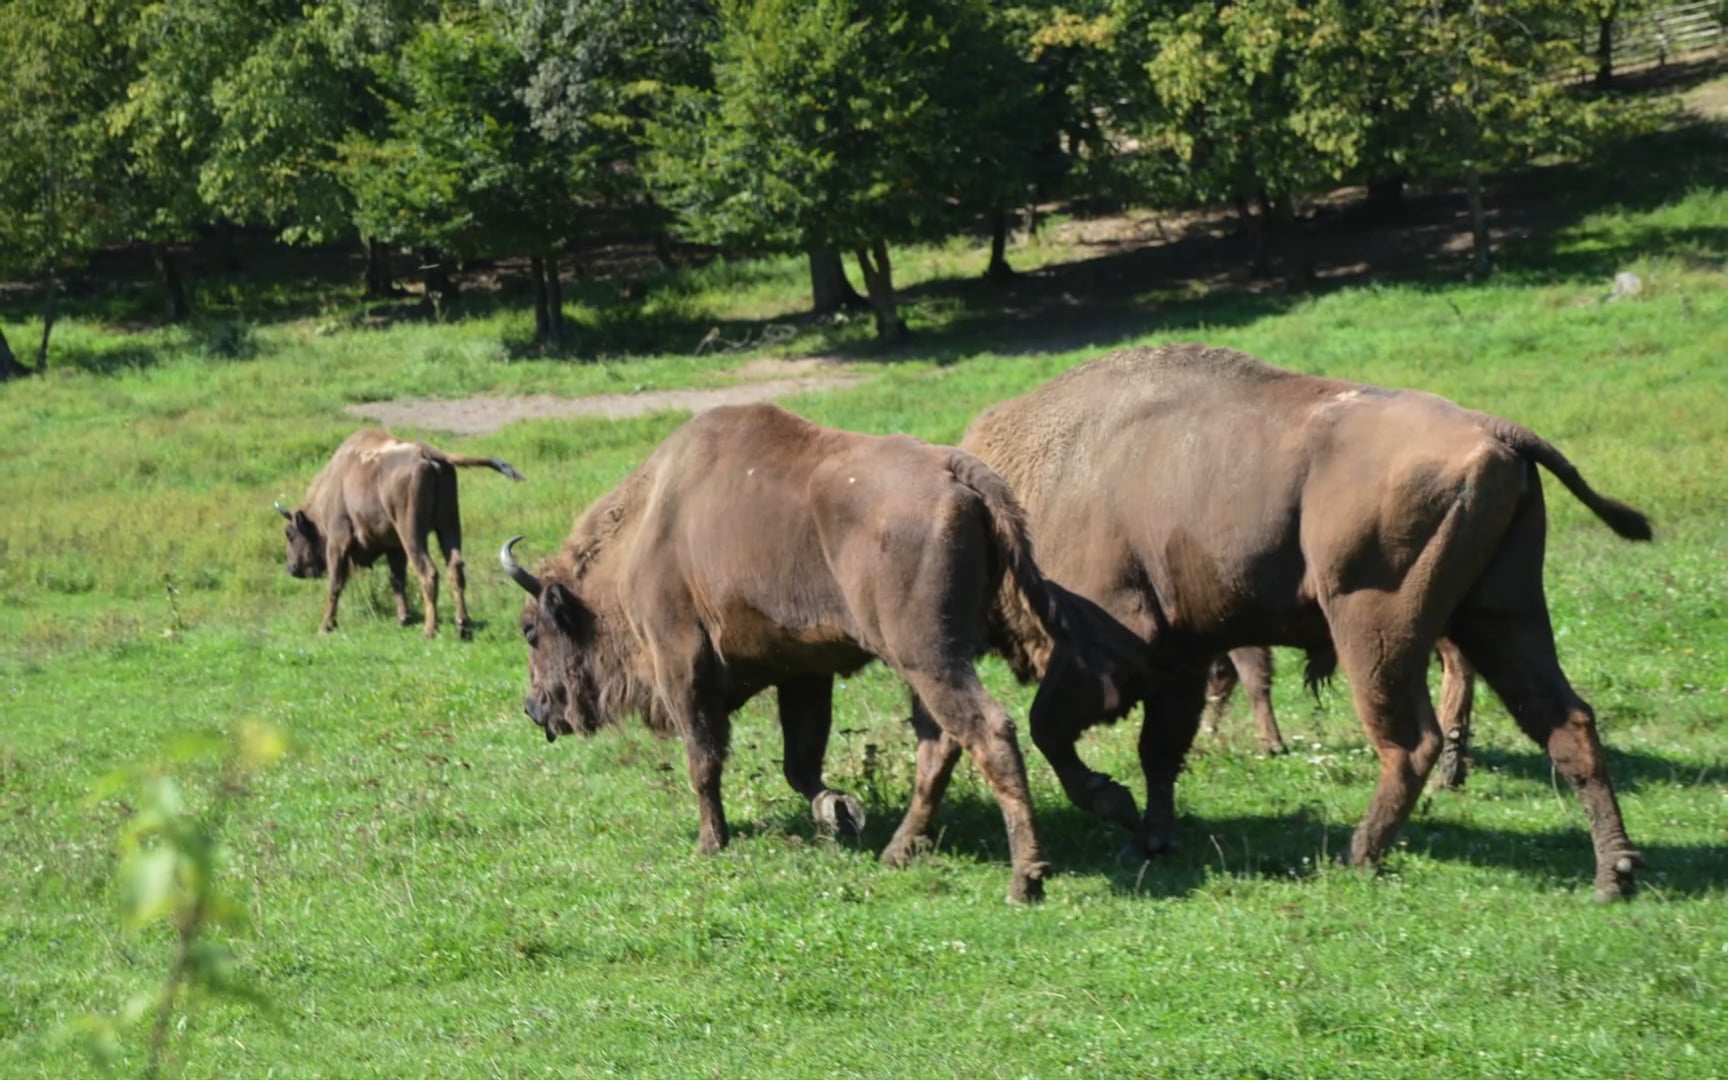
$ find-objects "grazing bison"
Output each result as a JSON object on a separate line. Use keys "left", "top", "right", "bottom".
{"left": 276, "top": 428, "right": 524, "bottom": 637}
{"left": 964, "top": 344, "right": 1652, "bottom": 900}
{"left": 499, "top": 403, "right": 1126, "bottom": 902}
{"left": 1205, "top": 642, "right": 1478, "bottom": 790}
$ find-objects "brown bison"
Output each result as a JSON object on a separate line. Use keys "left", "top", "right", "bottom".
{"left": 964, "top": 344, "right": 1652, "bottom": 901}
{"left": 276, "top": 428, "right": 524, "bottom": 637}
{"left": 498, "top": 403, "right": 1124, "bottom": 903}
{"left": 1205, "top": 642, "right": 1477, "bottom": 790}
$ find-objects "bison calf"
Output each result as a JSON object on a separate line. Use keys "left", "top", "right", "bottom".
{"left": 276, "top": 428, "right": 523, "bottom": 637}
{"left": 500, "top": 403, "right": 1129, "bottom": 903}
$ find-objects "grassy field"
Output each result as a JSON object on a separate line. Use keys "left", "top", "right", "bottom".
{"left": 4, "top": 95, "right": 1728, "bottom": 1077}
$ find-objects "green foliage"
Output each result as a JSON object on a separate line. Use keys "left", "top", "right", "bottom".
{"left": 107, "top": 0, "right": 286, "bottom": 245}
{"left": 1108, "top": 0, "right": 1654, "bottom": 211}
{"left": 649, "top": 0, "right": 993, "bottom": 251}
{"left": 338, "top": 8, "right": 564, "bottom": 259}
{"left": 72, "top": 720, "right": 287, "bottom": 1075}
{"left": 0, "top": 0, "right": 131, "bottom": 281}
{"left": 200, "top": 8, "right": 371, "bottom": 245}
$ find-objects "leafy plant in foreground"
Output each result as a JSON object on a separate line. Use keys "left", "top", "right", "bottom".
{"left": 70, "top": 719, "right": 288, "bottom": 1077}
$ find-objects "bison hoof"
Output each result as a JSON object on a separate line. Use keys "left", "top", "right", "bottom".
{"left": 1260, "top": 740, "right": 1289, "bottom": 757}
{"left": 812, "top": 791, "right": 865, "bottom": 838}
{"left": 421, "top": 627, "right": 439, "bottom": 639}
{"left": 397, "top": 613, "right": 415, "bottom": 627}
{"left": 1593, "top": 851, "right": 1643, "bottom": 903}
{"left": 1435, "top": 747, "right": 1468, "bottom": 791}
{"left": 1008, "top": 864, "right": 1049, "bottom": 904}
{"left": 1085, "top": 775, "right": 1141, "bottom": 831}
{"left": 880, "top": 834, "right": 930, "bottom": 869}
{"left": 457, "top": 621, "right": 474, "bottom": 642}
{"left": 319, "top": 622, "right": 337, "bottom": 634}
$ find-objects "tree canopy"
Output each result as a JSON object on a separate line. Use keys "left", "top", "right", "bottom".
{"left": 0, "top": 0, "right": 1650, "bottom": 349}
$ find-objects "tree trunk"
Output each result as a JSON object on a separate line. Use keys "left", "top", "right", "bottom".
{"left": 1594, "top": 10, "right": 1616, "bottom": 88}
{"left": 985, "top": 209, "right": 1015, "bottom": 282}
{"left": 37, "top": 273, "right": 58, "bottom": 371}
{"left": 419, "top": 248, "right": 458, "bottom": 319}
{"left": 217, "top": 222, "right": 244, "bottom": 273}
{"left": 809, "top": 247, "right": 865, "bottom": 315}
{"left": 853, "top": 239, "right": 908, "bottom": 343}
{"left": 152, "top": 243, "right": 189, "bottom": 323}
{"left": 1465, "top": 165, "right": 1492, "bottom": 277}
{"left": 0, "top": 323, "right": 28, "bottom": 380}
{"left": 530, "top": 254, "right": 551, "bottom": 341}
{"left": 545, "top": 254, "right": 565, "bottom": 345}
{"left": 363, "top": 238, "right": 395, "bottom": 299}
{"left": 1235, "top": 193, "right": 1268, "bottom": 277}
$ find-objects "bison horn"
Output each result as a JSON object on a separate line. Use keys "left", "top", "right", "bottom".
{"left": 273, "top": 499, "right": 292, "bottom": 519}
{"left": 500, "top": 536, "right": 543, "bottom": 596}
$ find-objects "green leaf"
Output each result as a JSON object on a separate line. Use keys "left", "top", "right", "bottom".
{"left": 118, "top": 846, "right": 179, "bottom": 928}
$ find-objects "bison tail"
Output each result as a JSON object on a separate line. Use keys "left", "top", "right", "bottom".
{"left": 947, "top": 451, "right": 1142, "bottom": 699}
{"left": 948, "top": 452, "right": 1066, "bottom": 635}
{"left": 1471, "top": 413, "right": 1652, "bottom": 542}
{"left": 446, "top": 454, "right": 526, "bottom": 482}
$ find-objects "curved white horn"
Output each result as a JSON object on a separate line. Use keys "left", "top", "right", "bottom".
{"left": 500, "top": 535, "right": 543, "bottom": 596}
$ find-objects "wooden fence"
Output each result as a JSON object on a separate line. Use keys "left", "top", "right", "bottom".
{"left": 1605, "top": 1, "right": 1724, "bottom": 70}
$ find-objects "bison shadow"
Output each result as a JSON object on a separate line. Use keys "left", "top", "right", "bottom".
{"left": 1462, "top": 743, "right": 1726, "bottom": 793}
{"left": 748, "top": 785, "right": 1728, "bottom": 900}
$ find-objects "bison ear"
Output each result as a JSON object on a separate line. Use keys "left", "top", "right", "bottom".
{"left": 291, "top": 509, "right": 314, "bottom": 535}
{"left": 541, "top": 582, "right": 586, "bottom": 635}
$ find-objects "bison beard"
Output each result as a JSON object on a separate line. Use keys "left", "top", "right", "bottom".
{"left": 277, "top": 428, "right": 524, "bottom": 637}
{"left": 963, "top": 343, "right": 1652, "bottom": 901}
{"left": 500, "top": 403, "right": 1134, "bottom": 904}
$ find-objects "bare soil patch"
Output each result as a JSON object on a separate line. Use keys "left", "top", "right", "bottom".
{"left": 345, "top": 360, "right": 864, "bottom": 435}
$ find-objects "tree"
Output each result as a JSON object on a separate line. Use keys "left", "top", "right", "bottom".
{"left": 107, "top": 0, "right": 286, "bottom": 321}
{"left": 493, "top": 0, "right": 720, "bottom": 330}
{"left": 200, "top": 7, "right": 391, "bottom": 294}
{"left": 1115, "top": 0, "right": 1374, "bottom": 273}
{"left": 339, "top": 7, "right": 578, "bottom": 329}
{"left": 1376, "top": 0, "right": 1634, "bottom": 275}
{"left": 965, "top": 5, "right": 1085, "bottom": 280}
{"left": 0, "top": 0, "right": 130, "bottom": 372}
{"left": 651, "top": 0, "right": 1003, "bottom": 341}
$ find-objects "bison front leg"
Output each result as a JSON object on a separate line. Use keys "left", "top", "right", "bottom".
{"left": 1029, "top": 650, "right": 1140, "bottom": 833}
{"left": 1133, "top": 667, "right": 1208, "bottom": 859}
{"left": 777, "top": 675, "right": 864, "bottom": 838}
{"left": 681, "top": 705, "right": 735, "bottom": 855}
{"left": 320, "top": 555, "right": 351, "bottom": 633}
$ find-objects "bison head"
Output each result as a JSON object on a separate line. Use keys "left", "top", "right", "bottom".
{"left": 502, "top": 536, "right": 615, "bottom": 742}
{"left": 276, "top": 501, "right": 326, "bottom": 579}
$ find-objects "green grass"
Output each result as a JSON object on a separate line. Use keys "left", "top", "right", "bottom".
{"left": 5, "top": 108, "right": 1728, "bottom": 1077}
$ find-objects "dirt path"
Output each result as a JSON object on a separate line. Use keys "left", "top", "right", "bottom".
{"left": 344, "top": 360, "right": 864, "bottom": 435}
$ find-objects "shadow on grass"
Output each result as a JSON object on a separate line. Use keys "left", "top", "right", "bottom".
{"left": 751, "top": 780, "right": 1727, "bottom": 900}
{"left": 1465, "top": 744, "right": 1723, "bottom": 792}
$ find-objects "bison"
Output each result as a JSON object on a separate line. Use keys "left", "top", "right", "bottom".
{"left": 276, "top": 428, "right": 524, "bottom": 637}
{"left": 1205, "top": 642, "right": 1477, "bottom": 791}
{"left": 963, "top": 344, "right": 1652, "bottom": 900}
{"left": 498, "top": 403, "right": 1126, "bottom": 903}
